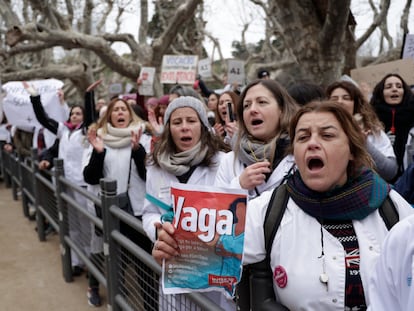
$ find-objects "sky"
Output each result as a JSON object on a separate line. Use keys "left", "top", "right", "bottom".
{"left": 113, "top": 0, "right": 412, "bottom": 60}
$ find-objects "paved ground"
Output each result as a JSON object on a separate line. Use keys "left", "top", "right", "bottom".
{"left": 0, "top": 180, "right": 105, "bottom": 311}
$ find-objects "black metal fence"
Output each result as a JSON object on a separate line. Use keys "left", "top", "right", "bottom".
{"left": 0, "top": 149, "right": 224, "bottom": 311}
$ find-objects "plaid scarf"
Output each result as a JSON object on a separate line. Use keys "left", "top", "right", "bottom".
{"left": 286, "top": 168, "right": 391, "bottom": 220}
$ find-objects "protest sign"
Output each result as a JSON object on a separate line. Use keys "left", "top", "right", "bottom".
{"left": 198, "top": 58, "right": 212, "bottom": 78}
{"left": 402, "top": 34, "right": 414, "bottom": 60}
{"left": 350, "top": 59, "right": 414, "bottom": 89}
{"left": 2, "top": 79, "right": 65, "bottom": 129}
{"left": 138, "top": 67, "right": 156, "bottom": 96}
{"left": 227, "top": 60, "right": 245, "bottom": 85}
{"left": 108, "top": 83, "right": 123, "bottom": 95}
{"left": 160, "top": 55, "right": 198, "bottom": 84}
{"left": 162, "top": 183, "right": 247, "bottom": 298}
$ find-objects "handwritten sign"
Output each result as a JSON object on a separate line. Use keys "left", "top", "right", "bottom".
{"left": 198, "top": 58, "right": 212, "bottom": 78}
{"left": 138, "top": 67, "right": 156, "bottom": 96}
{"left": 227, "top": 60, "right": 245, "bottom": 85}
{"left": 350, "top": 59, "right": 414, "bottom": 89}
{"left": 2, "top": 79, "right": 65, "bottom": 129}
{"left": 161, "top": 55, "right": 198, "bottom": 84}
{"left": 402, "top": 34, "right": 414, "bottom": 60}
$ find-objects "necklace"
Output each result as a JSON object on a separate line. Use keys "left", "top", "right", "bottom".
{"left": 247, "top": 141, "right": 268, "bottom": 162}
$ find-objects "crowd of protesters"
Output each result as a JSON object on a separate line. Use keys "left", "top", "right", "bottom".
{"left": 1, "top": 68, "right": 414, "bottom": 310}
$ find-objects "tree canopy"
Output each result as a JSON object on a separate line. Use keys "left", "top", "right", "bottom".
{"left": 0, "top": 0, "right": 411, "bottom": 100}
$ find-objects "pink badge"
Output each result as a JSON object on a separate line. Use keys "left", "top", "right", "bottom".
{"left": 273, "top": 265, "right": 288, "bottom": 288}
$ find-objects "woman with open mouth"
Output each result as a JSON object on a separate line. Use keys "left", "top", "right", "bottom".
{"left": 144, "top": 96, "right": 234, "bottom": 310}
{"left": 213, "top": 79, "right": 299, "bottom": 310}
{"left": 83, "top": 97, "right": 153, "bottom": 308}
{"left": 214, "top": 79, "right": 299, "bottom": 200}
{"left": 326, "top": 80, "right": 398, "bottom": 182}
{"left": 243, "top": 101, "right": 413, "bottom": 310}
{"left": 370, "top": 73, "right": 414, "bottom": 180}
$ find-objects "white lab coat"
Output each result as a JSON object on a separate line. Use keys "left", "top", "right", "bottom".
{"left": 243, "top": 189, "right": 414, "bottom": 310}
{"left": 82, "top": 132, "right": 151, "bottom": 217}
{"left": 214, "top": 151, "right": 295, "bottom": 200}
{"left": 56, "top": 123, "right": 88, "bottom": 185}
{"left": 368, "top": 213, "right": 414, "bottom": 311}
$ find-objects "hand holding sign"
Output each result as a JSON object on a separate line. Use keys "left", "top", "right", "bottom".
{"left": 22, "top": 81, "right": 38, "bottom": 97}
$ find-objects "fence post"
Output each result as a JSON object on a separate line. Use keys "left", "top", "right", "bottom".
{"left": 32, "top": 148, "right": 46, "bottom": 241}
{"left": 100, "top": 178, "right": 120, "bottom": 311}
{"left": 54, "top": 158, "right": 73, "bottom": 283}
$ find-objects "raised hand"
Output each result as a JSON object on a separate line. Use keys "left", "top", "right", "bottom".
{"left": 22, "top": 81, "right": 38, "bottom": 96}
{"left": 87, "top": 127, "right": 104, "bottom": 153}
{"left": 131, "top": 127, "right": 143, "bottom": 150}
{"left": 86, "top": 79, "right": 103, "bottom": 92}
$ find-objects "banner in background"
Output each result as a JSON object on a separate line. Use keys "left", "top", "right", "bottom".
{"left": 2, "top": 79, "right": 65, "bottom": 129}
{"left": 198, "top": 58, "right": 212, "bottom": 78}
{"left": 138, "top": 67, "right": 156, "bottom": 96}
{"left": 350, "top": 59, "right": 414, "bottom": 89}
{"left": 161, "top": 55, "right": 198, "bottom": 84}
{"left": 227, "top": 60, "right": 245, "bottom": 85}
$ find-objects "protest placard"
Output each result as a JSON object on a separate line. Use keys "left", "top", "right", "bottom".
{"left": 402, "top": 33, "right": 414, "bottom": 60}
{"left": 160, "top": 55, "right": 198, "bottom": 84}
{"left": 350, "top": 59, "right": 414, "bottom": 89}
{"left": 198, "top": 58, "right": 212, "bottom": 78}
{"left": 227, "top": 60, "right": 245, "bottom": 85}
{"left": 138, "top": 67, "right": 156, "bottom": 96}
{"left": 2, "top": 79, "right": 66, "bottom": 129}
{"left": 162, "top": 183, "right": 247, "bottom": 298}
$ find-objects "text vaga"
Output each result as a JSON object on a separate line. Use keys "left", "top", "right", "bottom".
{"left": 173, "top": 195, "right": 233, "bottom": 243}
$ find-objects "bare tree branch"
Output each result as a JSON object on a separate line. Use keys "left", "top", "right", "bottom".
{"left": 401, "top": 0, "right": 412, "bottom": 34}
{"left": 152, "top": 0, "right": 203, "bottom": 66}
{"left": 139, "top": 0, "right": 148, "bottom": 43}
{"left": 356, "top": 0, "right": 391, "bottom": 49}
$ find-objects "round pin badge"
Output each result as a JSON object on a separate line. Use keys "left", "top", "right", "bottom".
{"left": 273, "top": 265, "right": 288, "bottom": 288}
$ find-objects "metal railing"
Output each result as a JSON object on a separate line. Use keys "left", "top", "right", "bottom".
{"left": 0, "top": 149, "right": 225, "bottom": 311}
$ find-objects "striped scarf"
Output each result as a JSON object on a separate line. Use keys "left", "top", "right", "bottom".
{"left": 286, "top": 168, "right": 391, "bottom": 220}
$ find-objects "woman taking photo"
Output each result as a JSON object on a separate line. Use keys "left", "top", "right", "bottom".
{"left": 326, "top": 80, "right": 398, "bottom": 182}
{"left": 142, "top": 96, "right": 232, "bottom": 310}
{"left": 243, "top": 101, "right": 413, "bottom": 310}
{"left": 213, "top": 91, "right": 239, "bottom": 144}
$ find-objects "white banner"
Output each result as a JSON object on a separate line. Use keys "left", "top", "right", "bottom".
{"left": 161, "top": 55, "right": 198, "bottom": 84}
{"left": 2, "top": 79, "right": 65, "bottom": 129}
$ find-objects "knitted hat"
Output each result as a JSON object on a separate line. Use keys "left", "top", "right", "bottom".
{"left": 163, "top": 96, "right": 210, "bottom": 129}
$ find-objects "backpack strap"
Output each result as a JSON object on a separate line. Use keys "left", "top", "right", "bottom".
{"left": 264, "top": 183, "right": 289, "bottom": 259}
{"left": 378, "top": 195, "right": 399, "bottom": 230}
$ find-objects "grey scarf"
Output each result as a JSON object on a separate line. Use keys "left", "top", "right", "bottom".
{"left": 237, "top": 134, "right": 276, "bottom": 166}
{"left": 158, "top": 141, "right": 208, "bottom": 176}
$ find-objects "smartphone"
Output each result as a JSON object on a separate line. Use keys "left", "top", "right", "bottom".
{"left": 227, "top": 102, "right": 235, "bottom": 122}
